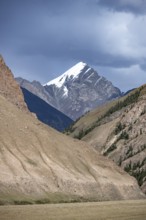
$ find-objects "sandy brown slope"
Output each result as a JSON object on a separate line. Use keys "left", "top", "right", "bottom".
{"left": 68, "top": 85, "right": 146, "bottom": 194}
{"left": 0, "top": 94, "right": 145, "bottom": 204}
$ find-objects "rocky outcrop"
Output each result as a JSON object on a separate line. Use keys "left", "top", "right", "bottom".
{"left": 0, "top": 55, "right": 28, "bottom": 111}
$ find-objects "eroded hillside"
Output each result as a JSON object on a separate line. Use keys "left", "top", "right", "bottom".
{"left": 68, "top": 85, "right": 146, "bottom": 194}
{"left": 0, "top": 92, "right": 145, "bottom": 204}
{"left": 0, "top": 57, "right": 145, "bottom": 205}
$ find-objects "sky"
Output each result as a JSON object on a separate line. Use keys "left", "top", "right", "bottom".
{"left": 0, "top": 0, "right": 146, "bottom": 92}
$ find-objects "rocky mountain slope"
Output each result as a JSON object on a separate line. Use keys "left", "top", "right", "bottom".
{"left": 0, "top": 57, "right": 144, "bottom": 204}
{"left": 44, "top": 62, "right": 122, "bottom": 120}
{"left": 68, "top": 85, "right": 146, "bottom": 194}
{"left": 21, "top": 87, "right": 73, "bottom": 131}
{"left": 16, "top": 62, "right": 121, "bottom": 121}
{"left": 0, "top": 55, "right": 28, "bottom": 112}
{"left": 16, "top": 77, "right": 56, "bottom": 107}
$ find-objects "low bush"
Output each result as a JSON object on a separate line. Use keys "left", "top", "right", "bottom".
{"left": 103, "top": 143, "right": 117, "bottom": 156}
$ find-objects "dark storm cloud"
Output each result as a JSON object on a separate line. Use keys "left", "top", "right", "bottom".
{"left": 140, "top": 58, "right": 146, "bottom": 71}
{"left": 98, "top": 0, "right": 146, "bottom": 14}
{"left": 0, "top": 0, "right": 146, "bottom": 91}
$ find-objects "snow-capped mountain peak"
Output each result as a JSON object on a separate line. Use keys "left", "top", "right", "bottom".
{"left": 44, "top": 62, "right": 87, "bottom": 88}
{"left": 44, "top": 62, "right": 122, "bottom": 120}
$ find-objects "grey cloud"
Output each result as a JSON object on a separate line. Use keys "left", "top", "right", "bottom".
{"left": 140, "top": 59, "right": 146, "bottom": 71}
{"left": 98, "top": 0, "right": 146, "bottom": 14}
{"left": 97, "top": 64, "right": 146, "bottom": 92}
{"left": 0, "top": 0, "right": 146, "bottom": 91}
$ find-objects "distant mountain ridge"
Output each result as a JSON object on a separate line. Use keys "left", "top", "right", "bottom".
{"left": 21, "top": 87, "right": 73, "bottom": 131}
{"left": 16, "top": 77, "right": 55, "bottom": 107}
{"left": 17, "top": 62, "right": 122, "bottom": 121}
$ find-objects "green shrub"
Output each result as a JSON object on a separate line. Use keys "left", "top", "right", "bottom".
{"left": 35, "top": 199, "right": 51, "bottom": 204}
{"left": 118, "top": 156, "right": 122, "bottom": 166}
{"left": 114, "top": 122, "right": 125, "bottom": 135}
{"left": 13, "top": 200, "right": 33, "bottom": 205}
{"left": 132, "top": 169, "right": 146, "bottom": 186}
{"left": 103, "top": 143, "right": 117, "bottom": 156}
{"left": 128, "top": 124, "right": 133, "bottom": 131}
{"left": 124, "top": 161, "right": 132, "bottom": 173}
{"left": 27, "top": 158, "right": 37, "bottom": 166}
{"left": 124, "top": 159, "right": 146, "bottom": 187}
{"left": 74, "top": 129, "right": 85, "bottom": 139}
{"left": 118, "top": 131, "right": 129, "bottom": 140}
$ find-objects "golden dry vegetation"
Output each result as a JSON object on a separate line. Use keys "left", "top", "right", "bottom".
{"left": 0, "top": 200, "right": 146, "bottom": 220}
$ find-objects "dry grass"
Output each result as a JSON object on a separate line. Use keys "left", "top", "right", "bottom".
{"left": 0, "top": 200, "right": 146, "bottom": 220}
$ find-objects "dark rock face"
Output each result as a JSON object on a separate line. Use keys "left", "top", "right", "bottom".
{"left": 44, "top": 62, "right": 122, "bottom": 120}
{"left": 21, "top": 87, "right": 73, "bottom": 132}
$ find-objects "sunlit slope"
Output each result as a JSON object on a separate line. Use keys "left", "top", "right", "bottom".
{"left": 68, "top": 85, "right": 146, "bottom": 194}
{"left": 0, "top": 94, "right": 145, "bottom": 204}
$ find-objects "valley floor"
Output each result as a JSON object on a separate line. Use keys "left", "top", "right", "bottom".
{"left": 0, "top": 200, "right": 146, "bottom": 220}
